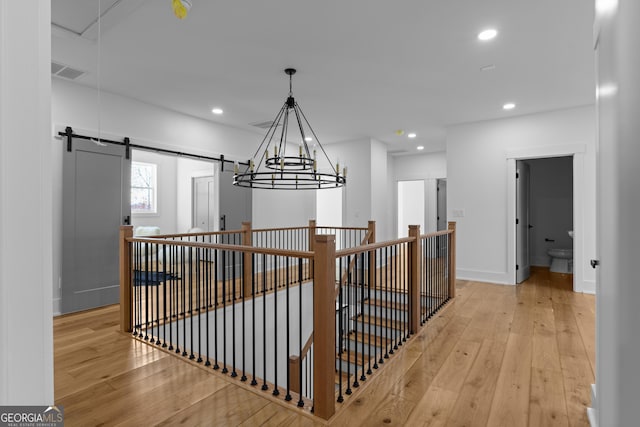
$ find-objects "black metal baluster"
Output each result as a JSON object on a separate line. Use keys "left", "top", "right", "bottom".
{"left": 367, "top": 249, "right": 373, "bottom": 375}
{"left": 273, "top": 256, "right": 279, "bottom": 395}
{"left": 337, "top": 256, "right": 344, "bottom": 403}
{"left": 168, "top": 245, "right": 174, "bottom": 350}
{"left": 251, "top": 253, "right": 257, "bottom": 386}
{"left": 297, "top": 258, "right": 304, "bottom": 408}
{"left": 241, "top": 249, "right": 246, "bottom": 381}
{"left": 345, "top": 255, "right": 352, "bottom": 395}
{"left": 262, "top": 253, "right": 268, "bottom": 391}
{"left": 213, "top": 248, "right": 219, "bottom": 369}
{"left": 285, "top": 257, "right": 292, "bottom": 401}
{"left": 205, "top": 246, "right": 211, "bottom": 367}
{"left": 390, "top": 245, "right": 396, "bottom": 355}
{"left": 222, "top": 249, "right": 228, "bottom": 373}
{"left": 359, "top": 252, "right": 366, "bottom": 383}
{"left": 231, "top": 250, "right": 237, "bottom": 377}
{"left": 196, "top": 247, "right": 203, "bottom": 362}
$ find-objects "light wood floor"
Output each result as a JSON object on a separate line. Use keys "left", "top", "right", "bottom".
{"left": 54, "top": 267, "right": 594, "bottom": 426}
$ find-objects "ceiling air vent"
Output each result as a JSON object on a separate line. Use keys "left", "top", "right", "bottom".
{"left": 249, "top": 120, "right": 282, "bottom": 129}
{"left": 51, "top": 61, "right": 85, "bottom": 80}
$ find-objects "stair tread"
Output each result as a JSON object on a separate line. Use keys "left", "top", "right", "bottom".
{"left": 356, "top": 314, "right": 408, "bottom": 331}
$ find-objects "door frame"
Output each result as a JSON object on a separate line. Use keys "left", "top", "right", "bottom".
{"left": 506, "top": 144, "right": 586, "bottom": 290}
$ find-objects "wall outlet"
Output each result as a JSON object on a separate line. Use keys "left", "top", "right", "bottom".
{"left": 452, "top": 209, "right": 465, "bottom": 218}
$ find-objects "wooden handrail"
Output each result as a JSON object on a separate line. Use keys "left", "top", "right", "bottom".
{"left": 335, "top": 236, "right": 414, "bottom": 257}
{"left": 125, "top": 237, "right": 314, "bottom": 259}
{"left": 150, "top": 229, "right": 244, "bottom": 239}
{"left": 299, "top": 332, "right": 314, "bottom": 360}
{"left": 420, "top": 229, "right": 454, "bottom": 239}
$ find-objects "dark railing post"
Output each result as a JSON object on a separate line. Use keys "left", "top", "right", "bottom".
{"left": 308, "top": 219, "right": 316, "bottom": 278}
{"left": 120, "top": 225, "right": 134, "bottom": 333}
{"left": 447, "top": 221, "right": 457, "bottom": 298}
{"left": 313, "top": 234, "right": 336, "bottom": 420}
{"left": 367, "top": 220, "right": 376, "bottom": 296}
{"left": 408, "top": 225, "right": 421, "bottom": 334}
{"left": 242, "top": 221, "right": 252, "bottom": 297}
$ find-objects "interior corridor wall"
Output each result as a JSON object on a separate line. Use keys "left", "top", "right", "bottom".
{"left": 323, "top": 138, "right": 393, "bottom": 241}
{"left": 51, "top": 79, "right": 294, "bottom": 314}
{"left": 446, "top": 105, "right": 596, "bottom": 291}
{"left": 392, "top": 152, "right": 447, "bottom": 235}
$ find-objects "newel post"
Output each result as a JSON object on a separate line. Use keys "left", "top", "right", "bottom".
{"left": 242, "top": 221, "right": 252, "bottom": 297}
{"left": 119, "top": 225, "right": 134, "bottom": 333}
{"left": 408, "top": 225, "right": 421, "bottom": 334}
{"left": 313, "top": 234, "right": 336, "bottom": 420}
{"left": 447, "top": 221, "right": 457, "bottom": 298}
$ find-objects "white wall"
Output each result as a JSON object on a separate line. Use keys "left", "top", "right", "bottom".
{"left": 392, "top": 152, "right": 447, "bottom": 235}
{"left": 447, "top": 105, "right": 596, "bottom": 291}
{"left": 593, "top": 1, "right": 640, "bottom": 425}
{"left": 398, "top": 180, "right": 425, "bottom": 238}
{"left": 325, "top": 139, "right": 372, "bottom": 229}
{"left": 131, "top": 150, "right": 178, "bottom": 233}
{"left": 0, "top": 1, "right": 53, "bottom": 405}
{"left": 252, "top": 189, "right": 316, "bottom": 229}
{"left": 527, "top": 157, "right": 574, "bottom": 266}
{"left": 370, "top": 139, "right": 392, "bottom": 241}
{"left": 51, "top": 79, "right": 302, "bottom": 314}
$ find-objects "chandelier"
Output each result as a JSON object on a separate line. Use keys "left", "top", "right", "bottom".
{"left": 233, "top": 69, "right": 346, "bottom": 190}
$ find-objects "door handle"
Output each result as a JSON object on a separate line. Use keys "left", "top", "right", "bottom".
{"left": 590, "top": 259, "right": 600, "bottom": 269}
{"left": 220, "top": 214, "right": 226, "bottom": 231}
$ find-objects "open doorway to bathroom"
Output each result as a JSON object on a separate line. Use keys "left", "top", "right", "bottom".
{"left": 516, "top": 156, "right": 573, "bottom": 283}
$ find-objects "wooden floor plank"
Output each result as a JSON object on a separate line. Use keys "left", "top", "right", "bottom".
{"left": 54, "top": 267, "right": 594, "bottom": 426}
{"left": 445, "top": 339, "right": 507, "bottom": 427}
{"left": 486, "top": 333, "right": 532, "bottom": 427}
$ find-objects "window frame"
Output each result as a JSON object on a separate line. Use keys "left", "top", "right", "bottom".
{"left": 131, "top": 161, "right": 158, "bottom": 216}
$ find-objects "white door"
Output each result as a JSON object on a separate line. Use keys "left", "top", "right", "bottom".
{"left": 192, "top": 176, "right": 215, "bottom": 231}
{"left": 516, "top": 161, "right": 531, "bottom": 283}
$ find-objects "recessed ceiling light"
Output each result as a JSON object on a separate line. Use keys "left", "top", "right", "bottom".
{"left": 211, "top": 108, "right": 223, "bottom": 115}
{"left": 597, "top": 83, "right": 617, "bottom": 98}
{"left": 304, "top": 137, "right": 313, "bottom": 142}
{"left": 417, "top": 146, "right": 424, "bottom": 151}
{"left": 408, "top": 133, "right": 417, "bottom": 138}
{"left": 596, "top": 0, "right": 618, "bottom": 15}
{"left": 478, "top": 29, "right": 498, "bottom": 41}
{"left": 503, "top": 102, "right": 516, "bottom": 110}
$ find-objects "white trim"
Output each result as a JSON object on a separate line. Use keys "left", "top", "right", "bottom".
{"left": 506, "top": 145, "right": 586, "bottom": 291}
{"left": 456, "top": 269, "right": 513, "bottom": 285}
{"left": 506, "top": 143, "right": 586, "bottom": 159}
{"left": 581, "top": 279, "right": 596, "bottom": 295}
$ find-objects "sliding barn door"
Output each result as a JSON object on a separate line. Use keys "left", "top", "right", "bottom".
{"left": 62, "top": 138, "right": 131, "bottom": 313}
{"left": 218, "top": 168, "right": 252, "bottom": 232}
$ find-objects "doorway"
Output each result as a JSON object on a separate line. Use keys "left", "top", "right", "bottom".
{"left": 192, "top": 176, "right": 215, "bottom": 231}
{"left": 515, "top": 156, "right": 574, "bottom": 284}
{"left": 398, "top": 180, "right": 425, "bottom": 237}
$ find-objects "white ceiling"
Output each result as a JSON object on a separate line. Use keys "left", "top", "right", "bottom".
{"left": 51, "top": 0, "right": 595, "bottom": 155}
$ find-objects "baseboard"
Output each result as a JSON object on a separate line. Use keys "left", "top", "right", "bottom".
{"left": 53, "top": 298, "right": 61, "bottom": 317}
{"left": 587, "top": 383, "right": 597, "bottom": 427}
{"left": 456, "top": 269, "right": 513, "bottom": 285}
{"left": 587, "top": 407, "right": 597, "bottom": 427}
{"left": 579, "top": 279, "right": 596, "bottom": 294}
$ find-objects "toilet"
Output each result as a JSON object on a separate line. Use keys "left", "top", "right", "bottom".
{"left": 548, "top": 248, "right": 573, "bottom": 273}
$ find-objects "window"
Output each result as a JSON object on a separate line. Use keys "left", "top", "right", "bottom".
{"left": 131, "top": 161, "right": 157, "bottom": 214}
